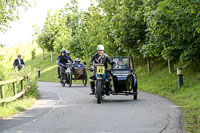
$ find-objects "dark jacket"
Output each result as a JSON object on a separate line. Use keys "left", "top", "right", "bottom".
{"left": 13, "top": 59, "right": 25, "bottom": 68}
{"left": 58, "top": 55, "right": 69, "bottom": 65}
{"left": 90, "top": 53, "right": 114, "bottom": 68}
{"left": 57, "top": 55, "right": 73, "bottom": 65}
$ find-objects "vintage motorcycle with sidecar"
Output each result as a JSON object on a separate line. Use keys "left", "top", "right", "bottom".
{"left": 89, "top": 56, "right": 138, "bottom": 104}
{"left": 60, "top": 62, "right": 87, "bottom": 87}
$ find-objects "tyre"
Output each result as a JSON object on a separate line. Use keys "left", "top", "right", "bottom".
{"left": 134, "top": 94, "right": 137, "bottom": 100}
{"left": 61, "top": 80, "right": 65, "bottom": 87}
{"left": 84, "top": 79, "right": 87, "bottom": 86}
{"left": 68, "top": 72, "right": 72, "bottom": 87}
{"left": 96, "top": 80, "right": 102, "bottom": 104}
{"left": 84, "top": 72, "right": 87, "bottom": 86}
{"left": 62, "top": 81, "right": 65, "bottom": 87}
{"left": 62, "top": 74, "right": 66, "bottom": 87}
{"left": 133, "top": 80, "right": 138, "bottom": 100}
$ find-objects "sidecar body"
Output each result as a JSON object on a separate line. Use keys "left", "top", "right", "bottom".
{"left": 111, "top": 57, "right": 138, "bottom": 99}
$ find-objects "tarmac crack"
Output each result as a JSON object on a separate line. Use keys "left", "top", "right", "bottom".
{"left": 159, "top": 114, "right": 170, "bottom": 133}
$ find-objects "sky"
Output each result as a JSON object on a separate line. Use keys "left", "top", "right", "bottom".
{"left": 0, "top": 0, "right": 91, "bottom": 47}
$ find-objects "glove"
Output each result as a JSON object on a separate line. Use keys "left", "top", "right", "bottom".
{"left": 88, "top": 66, "right": 95, "bottom": 71}
{"left": 111, "top": 61, "right": 116, "bottom": 65}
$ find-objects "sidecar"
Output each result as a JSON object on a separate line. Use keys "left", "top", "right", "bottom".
{"left": 111, "top": 57, "right": 138, "bottom": 100}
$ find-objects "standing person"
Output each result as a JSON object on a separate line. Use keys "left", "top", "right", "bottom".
{"left": 89, "top": 45, "right": 115, "bottom": 95}
{"left": 13, "top": 54, "right": 25, "bottom": 71}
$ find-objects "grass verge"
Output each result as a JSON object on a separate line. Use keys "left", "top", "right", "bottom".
{"left": 137, "top": 60, "right": 200, "bottom": 132}
{"left": 0, "top": 69, "right": 39, "bottom": 118}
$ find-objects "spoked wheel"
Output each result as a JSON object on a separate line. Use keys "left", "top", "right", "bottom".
{"left": 96, "top": 80, "right": 103, "bottom": 104}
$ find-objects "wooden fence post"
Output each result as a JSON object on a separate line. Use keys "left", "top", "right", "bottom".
{"left": 1, "top": 85, "right": 5, "bottom": 106}
{"left": 147, "top": 56, "right": 151, "bottom": 73}
{"left": 13, "top": 82, "right": 17, "bottom": 95}
{"left": 21, "top": 80, "right": 25, "bottom": 99}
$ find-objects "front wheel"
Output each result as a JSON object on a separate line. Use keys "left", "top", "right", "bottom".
{"left": 68, "top": 72, "right": 72, "bottom": 87}
{"left": 66, "top": 72, "right": 72, "bottom": 87}
{"left": 61, "top": 80, "right": 65, "bottom": 87}
{"left": 61, "top": 74, "right": 66, "bottom": 87}
{"left": 96, "top": 80, "right": 103, "bottom": 104}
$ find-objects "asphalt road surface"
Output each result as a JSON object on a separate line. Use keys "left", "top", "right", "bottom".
{"left": 0, "top": 82, "right": 183, "bottom": 133}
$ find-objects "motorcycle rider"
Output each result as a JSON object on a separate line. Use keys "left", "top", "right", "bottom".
{"left": 89, "top": 44, "right": 115, "bottom": 95}
{"left": 73, "top": 58, "right": 84, "bottom": 68}
{"left": 66, "top": 50, "right": 73, "bottom": 63}
{"left": 57, "top": 50, "right": 69, "bottom": 79}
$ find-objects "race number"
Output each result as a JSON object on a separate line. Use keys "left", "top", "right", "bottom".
{"left": 96, "top": 66, "right": 105, "bottom": 74}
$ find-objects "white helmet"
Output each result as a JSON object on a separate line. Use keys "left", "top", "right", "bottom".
{"left": 75, "top": 58, "right": 80, "bottom": 62}
{"left": 66, "top": 50, "right": 70, "bottom": 54}
{"left": 97, "top": 45, "right": 104, "bottom": 51}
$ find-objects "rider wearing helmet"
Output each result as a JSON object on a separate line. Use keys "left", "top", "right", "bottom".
{"left": 57, "top": 50, "right": 68, "bottom": 79}
{"left": 89, "top": 44, "right": 115, "bottom": 95}
{"left": 58, "top": 50, "right": 69, "bottom": 80}
{"left": 66, "top": 50, "right": 73, "bottom": 63}
{"left": 73, "top": 58, "right": 84, "bottom": 68}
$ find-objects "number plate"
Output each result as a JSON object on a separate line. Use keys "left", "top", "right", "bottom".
{"left": 96, "top": 66, "right": 105, "bottom": 74}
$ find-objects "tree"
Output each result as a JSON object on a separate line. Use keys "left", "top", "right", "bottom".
{"left": 36, "top": 10, "right": 70, "bottom": 62}
{"left": 141, "top": 0, "right": 200, "bottom": 73}
{"left": 0, "top": 0, "right": 30, "bottom": 32}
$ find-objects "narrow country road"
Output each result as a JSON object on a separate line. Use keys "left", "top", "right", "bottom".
{"left": 0, "top": 82, "right": 183, "bottom": 133}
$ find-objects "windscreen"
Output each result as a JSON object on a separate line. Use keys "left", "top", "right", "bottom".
{"left": 112, "top": 57, "right": 130, "bottom": 69}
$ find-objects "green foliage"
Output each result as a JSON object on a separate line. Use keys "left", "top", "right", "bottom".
{"left": 142, "top": 0, "right": 200, "bottom": 62}
{"left": 98, "top": 0, "right": 146, "bottom": 56}
{"left": 35, "top": 10, "right": 70, "bottom": 52}
{"left": 0, "top": 46, "right": 5, "bottom": 80}
{"left": 0, "top": 0, "right": 30, "bottom": 32}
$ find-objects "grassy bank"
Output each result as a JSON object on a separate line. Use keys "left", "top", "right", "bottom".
{"left": 137, "top": 60, "right": 200, "bottom": 132}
